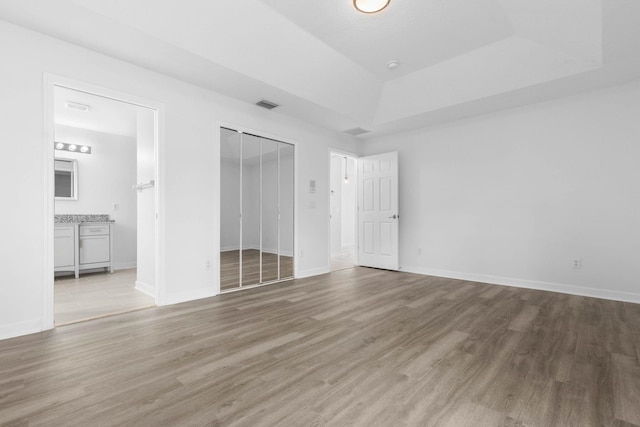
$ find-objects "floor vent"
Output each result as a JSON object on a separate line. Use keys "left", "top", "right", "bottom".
{"left": 343, "top": 127, "right": 370, "bottom": 136}
{"left": 256, "top": 99, "right": 279, "bottom": 110}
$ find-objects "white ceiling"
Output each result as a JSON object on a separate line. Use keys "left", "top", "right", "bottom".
{"left": 2, "top": 0, "right": 640, "bottom": 138}
{"left": 54, "top": 86, "right": 139, "bottom": 138}
{"left": 261, "top": 0, "right": 515, "bottom": 81}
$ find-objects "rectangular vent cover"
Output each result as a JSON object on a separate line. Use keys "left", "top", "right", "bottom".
{"left": 256, "top": 99, "right": 279, "bottom": 110}
{"left": 343, "top": 127, "right": 371, "bottom": 136}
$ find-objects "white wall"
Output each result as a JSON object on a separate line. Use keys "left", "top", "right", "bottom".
{"left": 220, "top": 158, "right": 241, "bottom": 251}
{"left": 341, "top": 157, "right": 356, "bottom": 249}
{"left": 135, "top": 108, "right": 155, "bottom": 295}
{"left": 362, "top": 80, "right": 640, "bottom": 303}
{"left": 54, "top": 125, "right": 137, "bottom": 270}
{"left": 330, "top": 155, "right": 343, "bottom": 255}
{"left": 0, "top": 20, "right": 358, "bottom": 339}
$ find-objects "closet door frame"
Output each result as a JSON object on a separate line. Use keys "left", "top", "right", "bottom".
{"left": 216, "top": 122, "right": 297, "bottom": 295}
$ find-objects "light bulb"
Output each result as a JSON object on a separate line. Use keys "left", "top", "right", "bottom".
{"left": 55, "top": 142, "right": 64, "bottom": 150}
{"left": 68, "top": 144, "right": 77, "bottom": 151}
{"left": 80, "top": 146, "right": 89, "bottom": 153}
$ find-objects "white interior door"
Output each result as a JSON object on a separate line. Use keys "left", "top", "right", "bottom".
{"left": 358, "top": 151, "right": 399, "bottom": 270}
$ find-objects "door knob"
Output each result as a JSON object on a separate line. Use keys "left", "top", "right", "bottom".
{"left": 388, "top": 214, "right": 398, "bottom": 219}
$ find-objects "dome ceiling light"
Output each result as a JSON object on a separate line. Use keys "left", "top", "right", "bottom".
{"left": 353, "top": 0, "right": 391, "bottom": 14}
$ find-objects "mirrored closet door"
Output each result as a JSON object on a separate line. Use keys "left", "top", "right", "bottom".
{"left": 220, "top": 127, "right": 295, "bottom": 291}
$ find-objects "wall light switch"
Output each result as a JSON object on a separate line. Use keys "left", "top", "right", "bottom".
{"left": 113, "top": 204, "right": 120, "bottom": 211}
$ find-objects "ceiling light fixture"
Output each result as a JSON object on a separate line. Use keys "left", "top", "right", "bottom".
{"left": 65, "top": 101, "right": 91, "bottom": 112}
{"left": 354, "top": 0, "right": 390, "bottom": 14}
{"left": 387, "top": 60, "right": 400, "bottom": 69}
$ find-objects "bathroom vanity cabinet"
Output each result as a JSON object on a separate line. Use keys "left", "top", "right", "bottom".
{"left": 54, "top": 224, "right": 78, "bottom": 277}
{"left": 54, "top": 222, "right": 114, "bottom": 278}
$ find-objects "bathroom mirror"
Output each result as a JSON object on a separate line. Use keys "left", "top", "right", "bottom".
{"left": 54, "top": 158, "right": 78, "bottom": 200}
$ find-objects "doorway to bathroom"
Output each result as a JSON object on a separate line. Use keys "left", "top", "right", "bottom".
{"left": 330, "top": 152, "right": 357, "bottom": 271}
{"left": 45, "top": 77, "right": 162, "bottom": 326}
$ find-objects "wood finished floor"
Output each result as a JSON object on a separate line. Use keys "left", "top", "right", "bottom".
{"left": 2, "top": 267, "right": 640, "bottom": 426}
{"left": 220, "top": 249, "right": 293, "bottom": 291}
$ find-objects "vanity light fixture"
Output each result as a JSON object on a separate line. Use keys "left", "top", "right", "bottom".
{"left": 354, "top": 0, "right": 390, "bottom": 14}
{"left": 54, "top": 141, "right": 92, "bottom": 154}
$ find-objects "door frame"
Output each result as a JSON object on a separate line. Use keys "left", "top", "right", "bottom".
{"left": 327, "top": 148, "right": 359, "bottom": 269}
{"left": 43, "top": 73, "right": 166, "bottom": 329}
{"left": 215, "top": 121, "right": 299, "bottom": 296}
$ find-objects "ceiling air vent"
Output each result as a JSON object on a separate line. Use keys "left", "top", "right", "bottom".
{"left": 343, "top": 127, "right": 371, "bottom": 136}
{"left": 256, "top": 99, "right": 279, "bottom": 110}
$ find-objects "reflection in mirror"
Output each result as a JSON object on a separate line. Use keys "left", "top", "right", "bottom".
{"left": 54, "top": 158, "right": 78, "bottom": 200}
{"left": 279, "top": 143, "right": 295, "bottom": 279}
{"left": 242, "top": 133, "right": 261, "bottom": 286}
{"left": 219, "top": 129, "right": 241, "bottom": 290}
{"left": 261, "top": 138, "right": 279, "bottom": 283}
{"left": 219, "top": 127, "right": 295, "bottom": 291}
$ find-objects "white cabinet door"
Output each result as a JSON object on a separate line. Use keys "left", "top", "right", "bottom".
{"left": 80, "top": 235, "right": 110, "bottom": 265}
{"left": 358, "top": 151, "right": 399, "bottom": 270}
{"left": 54, "top": 226, "right": 75, "bottom": 268}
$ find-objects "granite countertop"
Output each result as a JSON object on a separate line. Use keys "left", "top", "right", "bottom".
{"left": 54, "top": 214, "right": 115, "bottom": 224}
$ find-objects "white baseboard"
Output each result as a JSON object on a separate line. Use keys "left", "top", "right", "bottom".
{"left": 135, "top": 280, "right": 156, "bottom": 298}
{"left": 297, "top": 265, "right": 331, "bottom": 279}
{"left": 114, "top": 262, "right": 137, "bottom": 271}
{"left": 163, "top": 287, "right": 217, "bottom": 306}
{"left": 261, "top": 248, "right": 294, "bottom": 257}
{"left": 0, "top": 318, "right": 45, "bottom": 341}
{"left": 401, "top": 265, "right": 640, "bottom": 305}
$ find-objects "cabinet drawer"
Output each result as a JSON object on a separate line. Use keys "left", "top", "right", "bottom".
{"left": 80, "top": 224, "right": 110, "bottom": 236}
{"left": 54, "top": 225, "right": 75, "bottom": 238}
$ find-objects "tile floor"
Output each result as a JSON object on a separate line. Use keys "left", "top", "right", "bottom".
{"left": 54, "top": 269, "right": 155, "bottom": 325}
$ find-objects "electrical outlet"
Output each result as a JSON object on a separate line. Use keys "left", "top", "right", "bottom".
{"left": 572, "top": 258, "right": 582, "bottom": 269}
{"left": 417, "top": 248, "right": 422, "bottom": 255}
{"left": 300, "top": 249, "right": 304, "bottom": 259}
{"left": 206, "top": 260, "right": 211, "bottom": 270}
{"left": 113, "top": 203, "right": 120, "bottom": 211}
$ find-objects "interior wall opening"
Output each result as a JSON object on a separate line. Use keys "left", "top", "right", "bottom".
{"left": 52, "top": 85, "right": 157, "bottom": 325}
{"left": 330, "top": 152, "right": 357, "bottom": 271}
